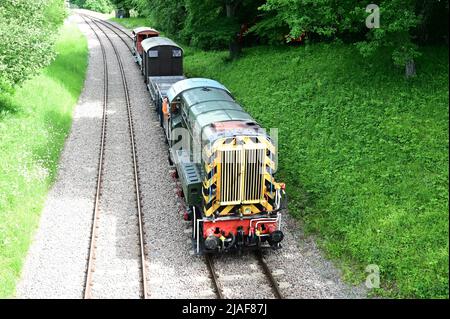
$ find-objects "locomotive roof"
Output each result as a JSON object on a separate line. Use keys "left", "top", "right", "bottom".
{"left": 182, "top": 86, "right": 235, "bottom": 106}
{"left": 142, "top": 37, "right": 182, "bottom": 52}
{"left": 167, "top": 78, "right": 231, "bottom": 103}
{"left": 193, "top": 102, "right": 254, "bottom": 129}
{"left": 167, "top": 78, "right": 261, "bottom": 143}
{"left": 132, "top": 27, "right": 159, "bottom": 35}
{"left": 178, "top": 85, "right": 257, "bottom": 142}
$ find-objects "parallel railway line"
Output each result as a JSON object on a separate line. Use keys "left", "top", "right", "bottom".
{"left": 81, "top": 13, "right": 133, "bottom": 42}
{"left": 81, "top": 15, "right": 148, "bottom": 299}
{"left": 205, "top": 252, "right": 283, "bottom": 299}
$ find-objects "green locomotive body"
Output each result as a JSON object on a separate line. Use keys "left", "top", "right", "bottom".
{"left": 162, "top": 78, "right": 286, "bottom": 253}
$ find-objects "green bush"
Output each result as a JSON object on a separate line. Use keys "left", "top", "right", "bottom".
{"left": 83, "top": 0, "right": 114, "bottom": 13}
{"left": 0, "top": 0, "right": 66, "bottom": 94}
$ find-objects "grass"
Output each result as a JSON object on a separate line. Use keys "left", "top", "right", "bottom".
{"left": 112, "top": 18, "right": 449, "bottom": 298}
{"left": 183, "top": 44, "right": 449, "bottom": 298}
{"left": 109, "top": 17, "right": 155, "bottom": 29}
{"left": 0, "top": 22, "right": 88, "bottom": 298}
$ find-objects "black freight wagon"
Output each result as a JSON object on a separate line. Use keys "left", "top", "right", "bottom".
{"left": 142, "top": 37, "right": 185, "bottom": 127}
{"left": 142, "top": 37, "right": 184, "bottom": 83}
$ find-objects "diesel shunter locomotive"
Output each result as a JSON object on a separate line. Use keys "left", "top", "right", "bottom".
{"left": 132, "top": 32, "right": 286, "bottom": 254}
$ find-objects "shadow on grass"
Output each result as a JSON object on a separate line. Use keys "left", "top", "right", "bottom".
{"left": 31, "top": 107, "right": 74, "bottom": 184}
{"left": 0, "top": 94, "right": 20, "bottom": 118}
{"left": 43, "top": 47, "right": 88, "bottom": 101}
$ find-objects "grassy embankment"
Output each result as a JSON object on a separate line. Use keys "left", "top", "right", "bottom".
{"left": 112, "top": 17, "right": 448, "bottom": 298}
{"left": 110, "top": 17, "right": 152, "bottom": 30}
{"left": 185, "top": 45, "right": 449, "bottom": 299}
{"left": 0, "top": 23, "right": 88, "bottom": 298}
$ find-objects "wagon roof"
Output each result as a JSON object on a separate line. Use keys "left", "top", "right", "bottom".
{"left": 142, "top": 37, "right": 182, "bottom": 52}
{"left": 132, "top": 27, "right": 159, "bottom": 35}
{"left": 167, "top": 78, "right": 231, "bottom": 103}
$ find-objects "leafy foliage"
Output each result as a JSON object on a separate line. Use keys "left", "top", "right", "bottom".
{"left": 83, "top": 0, "right": 114, "bottom": 13}
{"left": 182, "top": 0, "right": 235, "bottom": 49}
{"left": 127, "top": 0, "right": 448, "bottom": 70}
{"left": 129, "top": 0, "right": 151, "bottom": 16}
{"left": 356, "top": 0, "right": 422, "bottom": 67}
{"left": 110, "top": 0, "right": 132, "bottom": 9}
{"left": 70, "top": 0, "right": 86, "bottom": 7}
{"left": 145, "top": 0, "right": 187, "bottom": 36}
{"left": 0, "top": 0, "right": 66, "bottom": 93}
{"left": 130, "top": 0, "right": 263, "bottom": 51}
{"left": 254, "top": 0, "right": 448, "bottom": 70}
{"left": 117, "top": 1, "right": 449, "bottom": 71}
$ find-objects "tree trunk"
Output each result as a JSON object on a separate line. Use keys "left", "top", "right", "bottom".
{"left": 405, "top": 59, "right": 416, "bottom": 78}
{"left": 229, "top": 41, "right": 240, "bottom": 60}
{"left": 226, "top": 2, "right": 241, "bottom": 60}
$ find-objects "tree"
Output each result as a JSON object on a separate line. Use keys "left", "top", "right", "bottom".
{"left": 71, "top": 0, "right": 86, "bottom": 8}
{"left": 83, "top": 0, "right": 114, "bottom": 13}
{"left": 183, "top": 0, "right": 263, "bottom": 58}
{"left": 129, "top": 0, "right": 150, "bottom": 16}
{"left": 110, "top": 0, "right": 134, "bottom": 17}
{"left": 356, "top": 0, "right": 422, "bottom": 78}
{"left": 134, "top": 0, "right": 186, "bottom": 35}
{"left": 253, "top": 0, "right": 448, "bottom": 76}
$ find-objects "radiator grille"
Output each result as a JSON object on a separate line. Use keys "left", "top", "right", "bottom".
{"left": 219, "top": 146, "right": 265, "bottom": 205}
{"left": 244, "top": 148, "right": 265, "bottom": 202}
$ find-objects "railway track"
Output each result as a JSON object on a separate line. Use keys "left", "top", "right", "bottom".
{"left": 81, "top": 15, "right": 148, "bottom": 299}
{"left": 80, "top": 13, "right": 132, "bottom": 45}
{"left": 205, "top": 252, "right": 283, "bottom": 299}
{"left": 80, "top": 13, "right": 283, "bottom": 300}
{"left": 255, "top": 251, "right": 283, "bottom": 299}
{"left": 90, "top": 17, "right": 133, "bottom": 52}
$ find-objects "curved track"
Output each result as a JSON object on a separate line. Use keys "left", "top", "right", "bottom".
{"left": 81, "top": 13, "right": 133, "bottom": 45}
{"left": 81, "top": 15, "right": 148, "bottom": 299}
{"left": 90, "top": 17, "right": 133, "bottom": 51}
